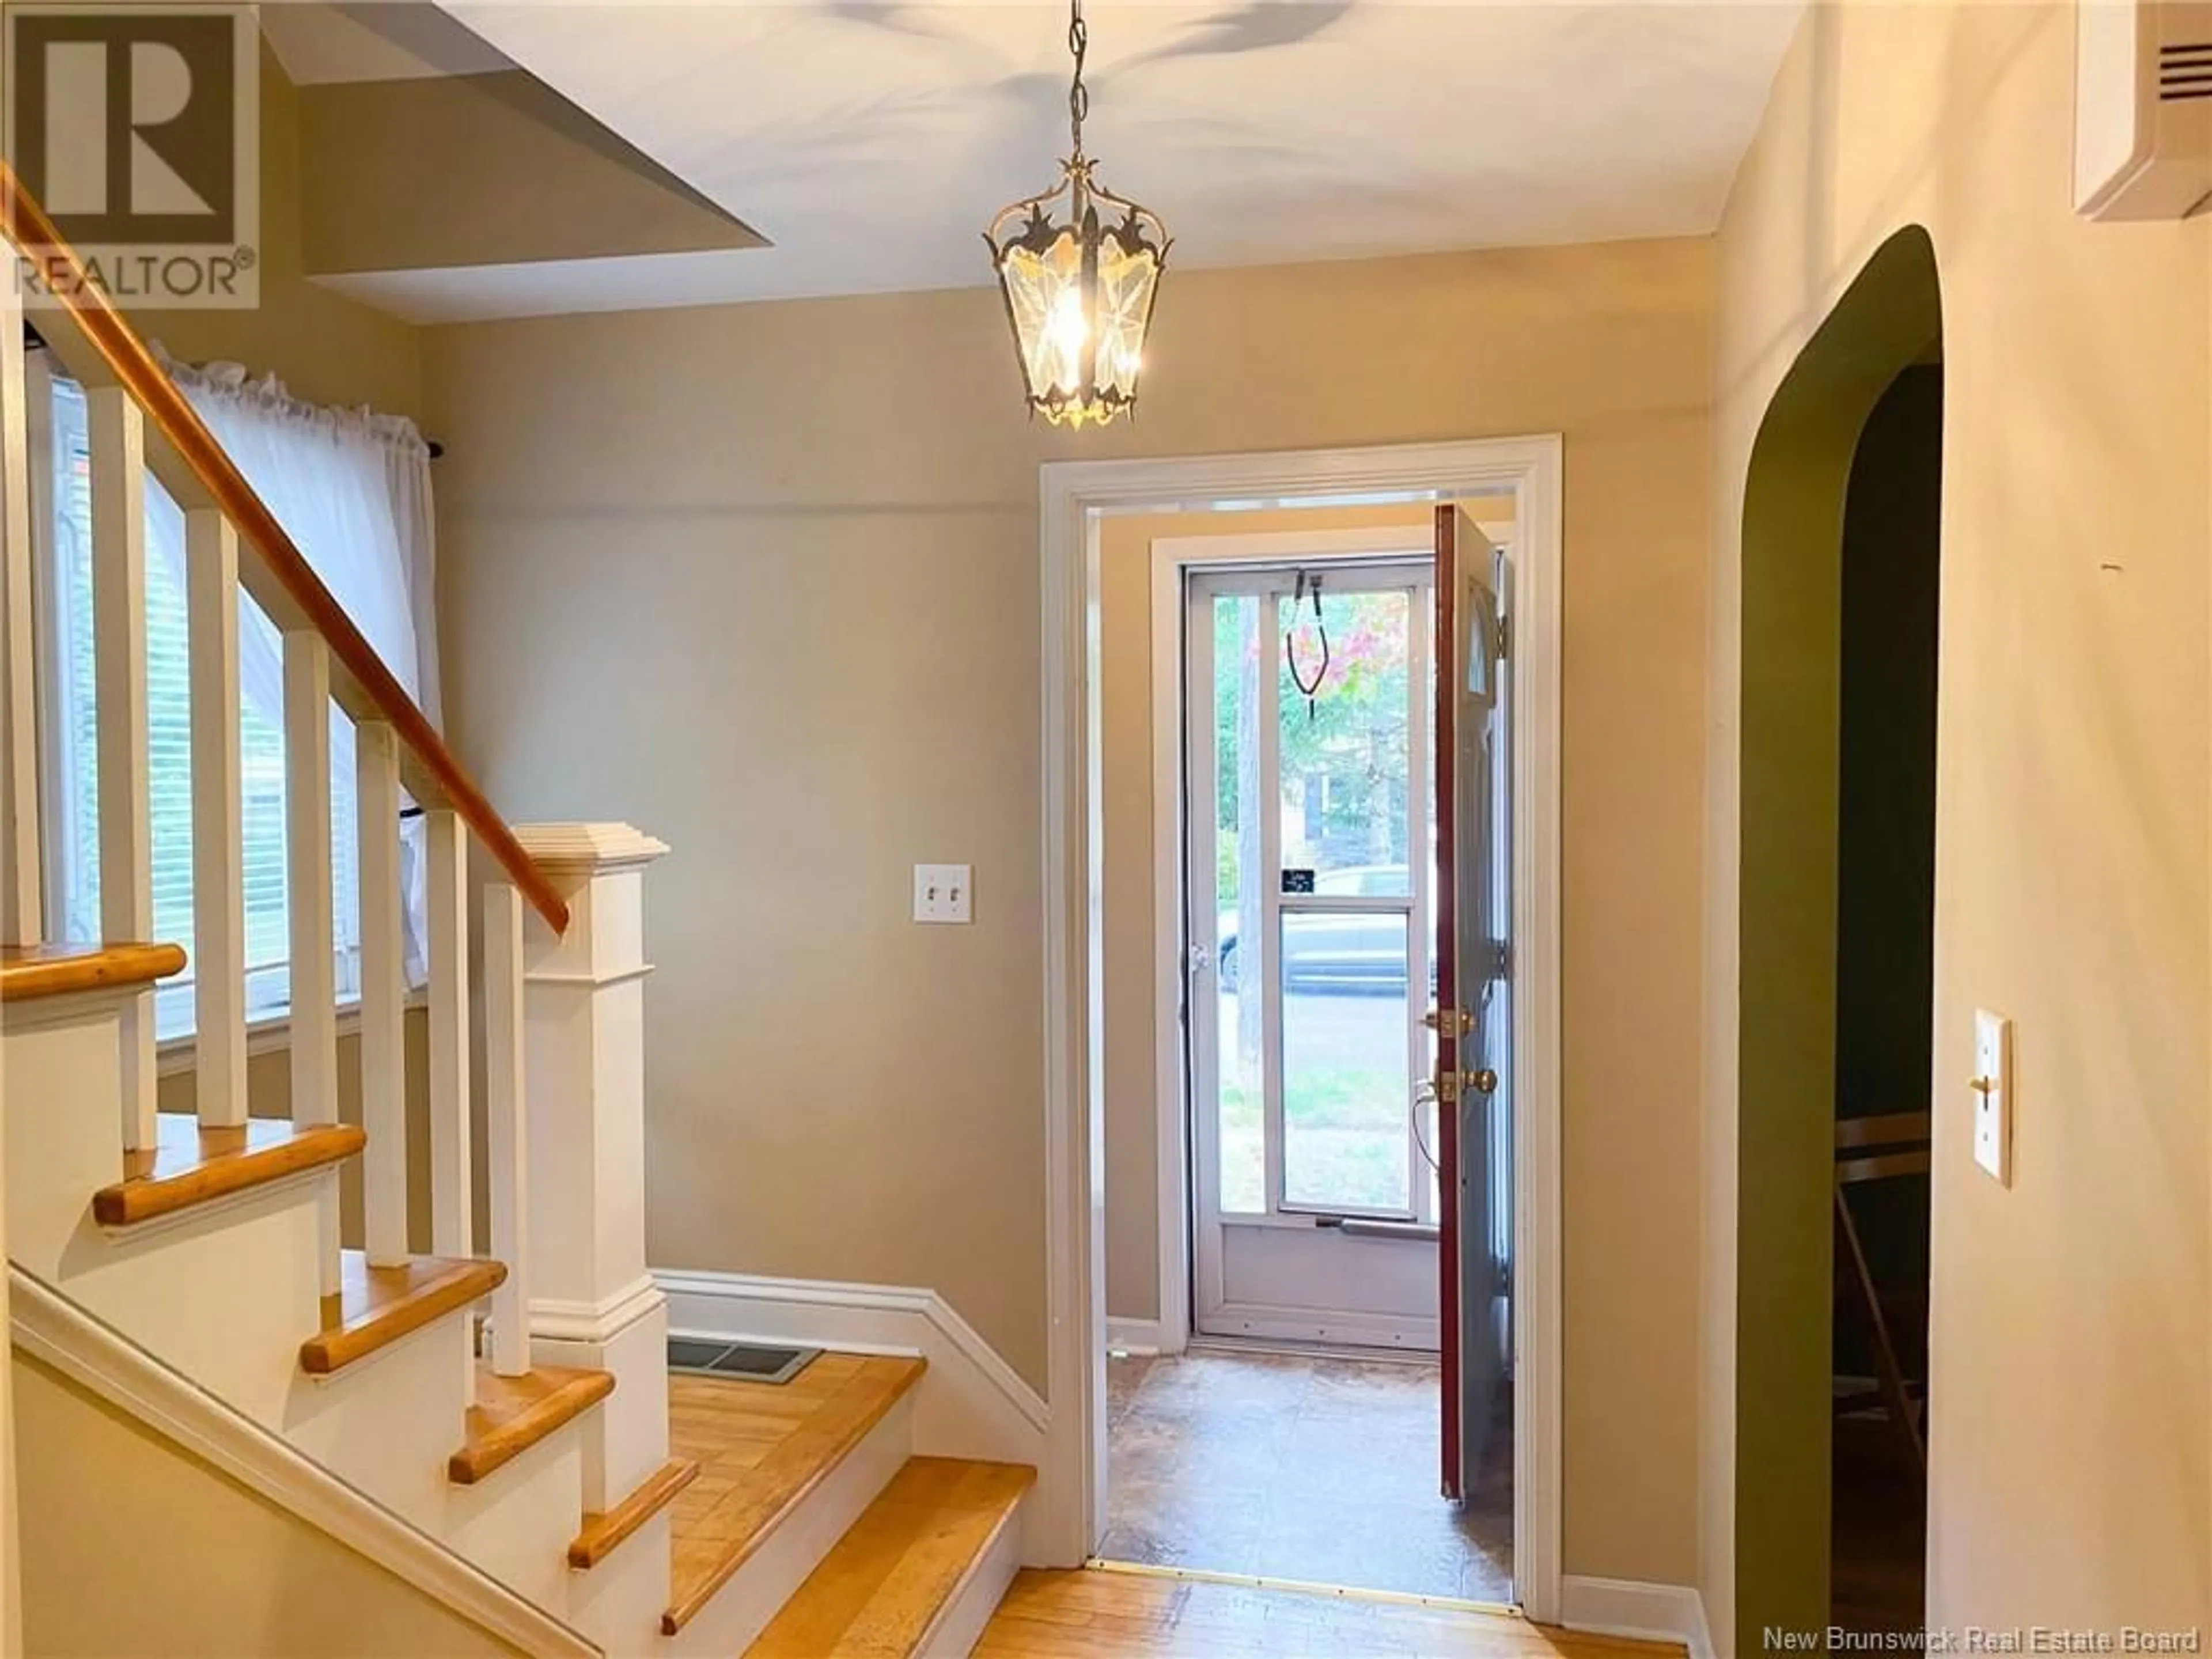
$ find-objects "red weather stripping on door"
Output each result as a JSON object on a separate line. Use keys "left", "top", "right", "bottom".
{"left": 1431, "top": 504, "right": 1463, "bottom": 1502}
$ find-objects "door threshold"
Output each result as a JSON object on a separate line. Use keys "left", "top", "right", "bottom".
{"left": 1085, "top": 1558, "right": 1520, "bottom": 1618}
{"left": 1185, "top": 1334, "right": 1441, "bottom": 1365}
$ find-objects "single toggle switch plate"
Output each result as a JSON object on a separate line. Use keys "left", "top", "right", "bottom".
{"left": 1972, "top": 1008, "right": 2012, "bottom": 1185}
{"left": 914, "top": 863, "right": 973, "bottom": 925}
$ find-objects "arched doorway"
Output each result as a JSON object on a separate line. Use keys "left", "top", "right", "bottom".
{"left": 1735, "top": 225, "right": 1944, "bottom": 1642}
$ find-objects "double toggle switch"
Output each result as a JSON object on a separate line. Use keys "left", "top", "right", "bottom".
{"left": 1972, "top": 1008, "right": 2012, "bottom": 1185}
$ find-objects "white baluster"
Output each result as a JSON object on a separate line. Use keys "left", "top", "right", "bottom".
{"left": 284, "top": 632, "right": 342, "bottom": 1299}
{"left": 283, "top": 632, "right": 337, "bottom": 1127}
{"left": 356, "top": 720, "right": 407, "bottom": 1267}
{"left": 483, "top": 880, "right": 529, "bottom": 1377}
{"left": 427, "top": 809, "right": 471, "bottom": 1258}
{"left": 87, "top": 388, "right": 154, "bottom": 1150}
{"left": 187, "top": 510, "right": 245, "bottom": 1128}
{"left": 0, "top": 279, "right": 41, "bottom": 946}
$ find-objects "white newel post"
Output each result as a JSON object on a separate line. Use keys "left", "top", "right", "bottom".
{"left": 514, "top": 823, "right": 671, "bottom": 1512}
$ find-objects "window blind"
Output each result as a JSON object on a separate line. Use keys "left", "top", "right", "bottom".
{"left": 46, "top": 376, "right": 365, "bottom": 1040}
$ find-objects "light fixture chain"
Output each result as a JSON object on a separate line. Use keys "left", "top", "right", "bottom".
{"left": 1067, "top": 0, "right": 1089, "bottom": 157}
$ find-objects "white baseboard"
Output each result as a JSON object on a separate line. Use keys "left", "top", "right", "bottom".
{"left": 1560, "top": 1576, "right": 1714, "bottom": 1659}
{"left": 653, "top": 1267, "right": 1048, "bottom": 1475}
{"left": 1105, "top": 1317, "right": 1165, "bottom": 1357}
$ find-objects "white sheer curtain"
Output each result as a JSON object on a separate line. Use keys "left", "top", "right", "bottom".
{"left": 47, "top": 354, "right": 440, "bottom": 1001}
{"left": 155, "top": 354, "right": 441, "bottom": 983}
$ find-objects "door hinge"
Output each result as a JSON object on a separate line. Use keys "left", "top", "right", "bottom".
{"left": 1495, "top": 612, "right": 1510, "bottom": 661}
{"left": 1486, "top": 938, "right": 1511, "bottom": 981}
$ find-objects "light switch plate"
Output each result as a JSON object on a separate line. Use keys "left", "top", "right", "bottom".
{"left": 1972, "top": 1008, "right": 2012, "bottom": 1185}
{"left": 914, "top": 863, "right": 972, "bottom": 925}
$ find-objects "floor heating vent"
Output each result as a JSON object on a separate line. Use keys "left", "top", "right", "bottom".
{"left": 666, "top": 1338, "right": 820, "bottom": 1384}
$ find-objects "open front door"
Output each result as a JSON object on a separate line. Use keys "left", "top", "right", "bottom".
{"left": 1433, "top": 503, "right": 1512, "bottom": 1505}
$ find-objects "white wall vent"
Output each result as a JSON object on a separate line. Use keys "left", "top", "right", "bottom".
{"left": 2075, "top": 0, "right": 2212, "bottom": 219}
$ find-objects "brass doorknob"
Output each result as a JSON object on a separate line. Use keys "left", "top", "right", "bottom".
{"left": 1471, "top": 1068, "right": 1499, "bottom": 1096}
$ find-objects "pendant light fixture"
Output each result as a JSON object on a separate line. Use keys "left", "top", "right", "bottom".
{"left": 984, "top": 0, "right": 1170, "bottom": 429}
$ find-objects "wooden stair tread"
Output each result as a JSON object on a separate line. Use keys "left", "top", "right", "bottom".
{"left": 569, "top": 1457, "right": 700, "bottom": 1569}
{"left": 0, "top": 941, "right": 184, "bottom": 1002}
{"left": 661, "top": 1352, "right": 927, "bottom": 1634}
{"left": 745, "top": 1457, "right": 1035, "bottom": 1659}
{"left": 299, "top": 1251, "right": 507, "bottom": 1377}
{"left": 93, "top": 1112, "right": 365, "bottom": 1228}
{"left": 448, "top": 1362, "right": 615, "bottom": 1485}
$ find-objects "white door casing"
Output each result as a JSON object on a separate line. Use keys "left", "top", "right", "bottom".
{"left": 1037, "top": 436, "right": 1563, "bottom": 1623}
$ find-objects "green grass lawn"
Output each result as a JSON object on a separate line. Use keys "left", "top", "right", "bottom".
{"left": 1219, "top": 1067, "right": 1410, "bottom": 1214}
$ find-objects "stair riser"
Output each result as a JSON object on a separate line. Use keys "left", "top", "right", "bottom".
{"left": 447, "top": 1428, "right": 593, "bottom": 1615}
{"left": 291, "top": 1317, "right": 608, "bottom": 1622}
{"left": 918, "top": 1491, "right": 1028, "bottom": 1659}
{"left": 662, "top": 1391, "right": 917, "bottom": 1659}
{"left": 6, "top": 1005, "right": 144, "bottom": 1271}
{"left": 8, "top": 1015, "right": 340, "bottom": 1421}
{"left": 288, "top": 1316, "right": 478, "bottom": 1524}
{"left": 4, "top": 1009, "right": 610, "bottom": 1641}
{"left": 532, "top": 1308, "right": 685, "bottom": 1655}
{"left": 567, "top": 1513, "right": 680, "bottom": 1659}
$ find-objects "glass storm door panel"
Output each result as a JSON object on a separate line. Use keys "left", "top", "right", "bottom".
{"left": 1434, "top": 502, "right": 1514, "bottom": 1508}
{"left": 1186, "top": 560, "right": 1440, "bottom": 1351}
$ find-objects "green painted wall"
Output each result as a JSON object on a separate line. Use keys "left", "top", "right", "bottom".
{"left": 1736, "top": 228, "right": 1942, "bottom": 1645}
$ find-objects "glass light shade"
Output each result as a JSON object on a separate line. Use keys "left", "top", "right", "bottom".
{"left": 987, "top": 162, "right": 1168, "bottom": 429}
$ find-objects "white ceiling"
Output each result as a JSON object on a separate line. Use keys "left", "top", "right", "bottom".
{"left": 335, "top": 2, "right": 1803, "bottom": 322}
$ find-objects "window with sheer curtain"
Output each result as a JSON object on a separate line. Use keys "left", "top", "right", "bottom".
{"left": 38, "top": 354, "right": 441, "bottom": 1040}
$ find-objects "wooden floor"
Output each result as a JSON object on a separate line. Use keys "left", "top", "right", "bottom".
{"left": 976, "top": 1569, "right": 1684, "bottom": 1659}
{"left": 662, "top": 1351, "right": 926, "bottom": 1632}
{"left": 1831, "top": 1415, "right": 1926, "bottom": 1633}
{"left": 1104, "top": 1350, "right": 1512, "bottom": 1602}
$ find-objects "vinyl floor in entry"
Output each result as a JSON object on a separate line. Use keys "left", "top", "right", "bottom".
{"left": 1101, "top": 1349, "right": 1514, "bottom": 1603}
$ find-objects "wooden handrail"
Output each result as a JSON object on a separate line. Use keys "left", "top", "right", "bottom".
{"left": 0, "top": 165, "right": 566, "bottom": 933}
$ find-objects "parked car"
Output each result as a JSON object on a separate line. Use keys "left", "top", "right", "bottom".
{"left": 1216, "top": 865, "right": 1438, "bottom": 995}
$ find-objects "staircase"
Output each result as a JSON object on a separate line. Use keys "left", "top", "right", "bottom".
{"left": 0, "top": 173, "right": 1033, "bottom": 1657}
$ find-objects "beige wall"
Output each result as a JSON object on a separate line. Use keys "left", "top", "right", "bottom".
{"left": 1704, "top": 3, "right": 2211, "bottom": 1645}
{"left": 129, "top": 44, "right": 425, "bottom": 419}
{"left": 425, "top": 232, "right": 1714, "bottom": 1585}
{"left": 1098, "top": 501, "right": 1434, "bottom": 1324}
{"left": 13, "top": 1353, "right": 523, "bottom": 1657}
